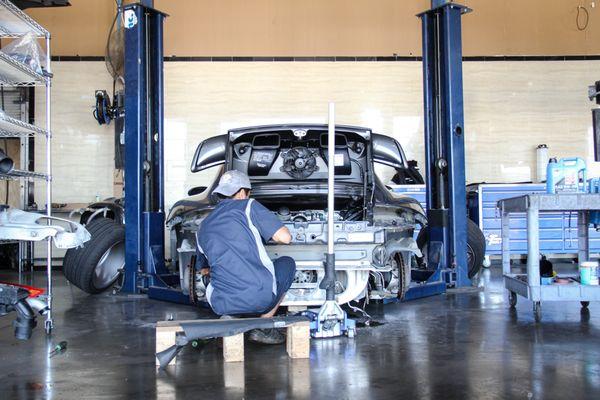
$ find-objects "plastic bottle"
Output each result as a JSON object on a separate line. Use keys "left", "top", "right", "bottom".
{"left": 546, "top": 157, "right": 587, "bottom": 194}
{"left": 536, "top": 144, "right": 548, "bottom": 182}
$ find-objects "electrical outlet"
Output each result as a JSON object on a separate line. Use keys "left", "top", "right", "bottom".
{"left": 592, "top": 1, "right": 596, "bottom": 9}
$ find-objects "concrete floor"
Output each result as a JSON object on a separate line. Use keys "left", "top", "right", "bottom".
{"left": 1, "top": 264, "right": 600, "bottom": 400}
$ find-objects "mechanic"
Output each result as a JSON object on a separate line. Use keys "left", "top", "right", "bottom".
{"left": 195, "top": 170, "right": 296, "bottom": 344}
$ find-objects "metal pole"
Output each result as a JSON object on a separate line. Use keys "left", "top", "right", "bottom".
{"left": 45, "top": 34, "right": 53, "bottom": 333}
{"left": 325, "top": 102, "right": 336, "bottom": 301}
{"left": 327, "top": 103, "right": 335, "bottom": 255}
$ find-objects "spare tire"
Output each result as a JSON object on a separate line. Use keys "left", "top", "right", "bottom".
{"left": 63, "top": 218, "right": 114, "bottom": 284}
{"left": 416, "top": 218, "right": 486, "bottom": 279}
{"left": 63, "top": 218, "right": 125, "bottom": 294}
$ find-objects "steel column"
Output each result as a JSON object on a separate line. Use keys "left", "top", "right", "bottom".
{"left": 419, "top": 3, "right": 471, "bottom": 287}
{"left": 122, "top": 4, "right": 168, "bottom": 293}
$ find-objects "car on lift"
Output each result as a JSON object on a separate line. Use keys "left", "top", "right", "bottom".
{"left": 62, "top": 124, "right": 485, "bottom": 308}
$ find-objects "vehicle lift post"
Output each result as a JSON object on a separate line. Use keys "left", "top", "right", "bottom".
{"left": 121, "top": 2, "right": 184, "bottom": 298}
{"left": 417, "top": 1, "right": 472, "bottom": 290}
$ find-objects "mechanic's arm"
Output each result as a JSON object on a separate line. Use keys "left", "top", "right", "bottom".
{"left": 251, "top": 200, "right": 293, "bottom": 245}
{"left": 272, "top": 226, "right": 292, "bottom": 244}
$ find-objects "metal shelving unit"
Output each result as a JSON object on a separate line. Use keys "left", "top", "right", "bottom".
{"left": 499, "top": 193, "right": 600, "bottom": 322}
{"left": 0, "top": 0, "right": 53, "bottom": 333}
{"left": 0, "top": 169, "right": 47, "bottom": 180}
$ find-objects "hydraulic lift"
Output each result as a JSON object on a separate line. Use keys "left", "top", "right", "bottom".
{"left": 408, "top": 0, "right": 473, "bottom": 299}
{"left": 118, "top": 1, "right": 473, "bottom": 311}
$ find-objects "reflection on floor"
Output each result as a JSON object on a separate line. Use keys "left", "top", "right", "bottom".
{"left": 1, "top": 263, "right": 600, "bottom": 399}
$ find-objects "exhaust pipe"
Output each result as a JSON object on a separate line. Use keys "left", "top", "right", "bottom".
{"left": 13, "top": 299, "right": 36, "bottom": 340}
{"left": 26, "top": 297, "right": 49, "bottom": 315}
{"left": 0, "top": 149, "right": 14, "bottom": 174}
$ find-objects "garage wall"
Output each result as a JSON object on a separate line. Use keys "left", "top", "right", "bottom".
{"left": 25, "top": 0, "right": 600, "bottom": 57}
{"left": 33, "top": 62, "right": 115, "bottom": 205}
{"left": 35, "top": 60, "right": 600, "bottom": 208}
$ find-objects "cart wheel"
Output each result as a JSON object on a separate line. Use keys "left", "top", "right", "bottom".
{"left": 581, "top": 301, "right": 590, "bottom": 309}
{"left": 509, "top": 291, "right": 517, "bottom": 308}
{"left": 533, "top": 302, "right": 542, "bottom": 322}
{"left": 347, "top": 328, "right": 355, "bottom": 339}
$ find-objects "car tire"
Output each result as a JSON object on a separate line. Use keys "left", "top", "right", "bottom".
{"left": 416, "top": 218, "right": 486, "bottom": 279}
{"left": 63, "top": 218, "right": 125, "bottom": 294}
{"left": 63, "top": 217, "right": 114, "bottom": 286}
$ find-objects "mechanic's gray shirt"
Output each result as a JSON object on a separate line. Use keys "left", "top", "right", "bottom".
{"left": 196, "top": 198, "right": 283, "bottom": 315}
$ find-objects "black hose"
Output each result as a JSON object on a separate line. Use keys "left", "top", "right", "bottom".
{"left": 0, "top": 148, "right": 14, "bottom": 174}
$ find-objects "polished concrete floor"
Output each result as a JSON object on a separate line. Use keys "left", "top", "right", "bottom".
{"left": 1, "top": 264, "right": 599, "bottom": 400}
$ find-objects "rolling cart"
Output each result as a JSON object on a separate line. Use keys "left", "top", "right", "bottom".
{"left": 499, "top": 193, "right": 600, "bottom": 322}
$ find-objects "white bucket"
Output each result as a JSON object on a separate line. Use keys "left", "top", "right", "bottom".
{"left": 582, "top": 261, "right": 599, "bottom": 285}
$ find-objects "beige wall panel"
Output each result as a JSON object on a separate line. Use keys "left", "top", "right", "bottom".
{"left": 463, "top": 61, "right": 600, "bottom": 183}
{"left": 34, "top": 62, "right": 115, "bottom": 204}
{"left": 37, "top": 60, "right": 600, "bottom": 207}
{"left": 26, "top": 0, "right": 600, "bottom": 57}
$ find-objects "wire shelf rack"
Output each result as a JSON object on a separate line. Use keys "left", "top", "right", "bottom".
{"left": 0, "top": 169, "right": 48, "bottom": 181}
{"left": 0, "top": 0, "right": 53, "bottom": 333}
{"left": 0, "top": 111, "right": 47, "bottom": 137}
{"left": 0, "top": 0, "right": 48, "bottom": 38}
{"left": 0, "top": 51, "right": 46, "bottom": 86}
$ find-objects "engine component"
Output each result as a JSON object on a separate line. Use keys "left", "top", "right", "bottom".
{"left": 248, "top": 149, "right": 278, "bottom": 176}
{"left": 0, "top": 283, "right": 37, "bottom": 340}
{"left": 321, "top": 148, "right": 352, "bottom": 175}
{"left": 293, "top": 270, "right": 317, "bottom": 284}
{"left": 280, "top": 147, "right": 319, "bottom": 179}
{"left": 0, "top": 208, "right": 91, "bottom": 249}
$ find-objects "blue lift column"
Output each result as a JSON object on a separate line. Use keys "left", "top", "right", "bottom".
{"left": 419, "top": 1, "right": 472, "bottom": 287}
{"left": 121, "top": 2, "right": 172, "bottom": 293}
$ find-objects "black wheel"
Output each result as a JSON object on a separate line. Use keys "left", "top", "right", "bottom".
{"left": 581, "top": 301, "right": 590, "bottom": 309}
{"left": 63, "top": 218, "right": 125, "bottom": 294}
{"left": 509, "top": 291, "right": 517, "bottom": 308}
{"left": 417, "top": 218, "right": 486, "bottom": 279}
{"left": 533, "top": 302, "right": 542, "bottom": 322}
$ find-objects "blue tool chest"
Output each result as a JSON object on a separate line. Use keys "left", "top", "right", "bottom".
{"left": 390, "top": 183, "right": 600, "bottom": 256}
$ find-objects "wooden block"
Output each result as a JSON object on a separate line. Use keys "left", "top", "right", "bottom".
{"left": 155, "top": 329, "right": 178, "bottom": 366}
{"left": 223, "top": 333, "right": 245, "bottom": 362}
{"left": 286, "top": 321, "right": 310, "bottom": 359}
{"left": 287, "top": 306, "right": 308, "bottom": 312}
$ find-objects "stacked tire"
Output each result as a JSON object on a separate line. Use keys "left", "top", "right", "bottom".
{"left": 63, "top": 217, "right": 125, "bottom": 294}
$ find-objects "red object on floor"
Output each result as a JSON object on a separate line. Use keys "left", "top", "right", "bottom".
{"left": 0, "top": 281, "right": 44, "bottom": 297}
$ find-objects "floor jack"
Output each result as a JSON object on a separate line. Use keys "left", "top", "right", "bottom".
{"left": 304, "top": 103, "right": 356, "bottom": 339}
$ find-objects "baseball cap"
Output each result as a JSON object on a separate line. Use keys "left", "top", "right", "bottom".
{"left": 213, "top": 170, "right": 252, "bottom": 197}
